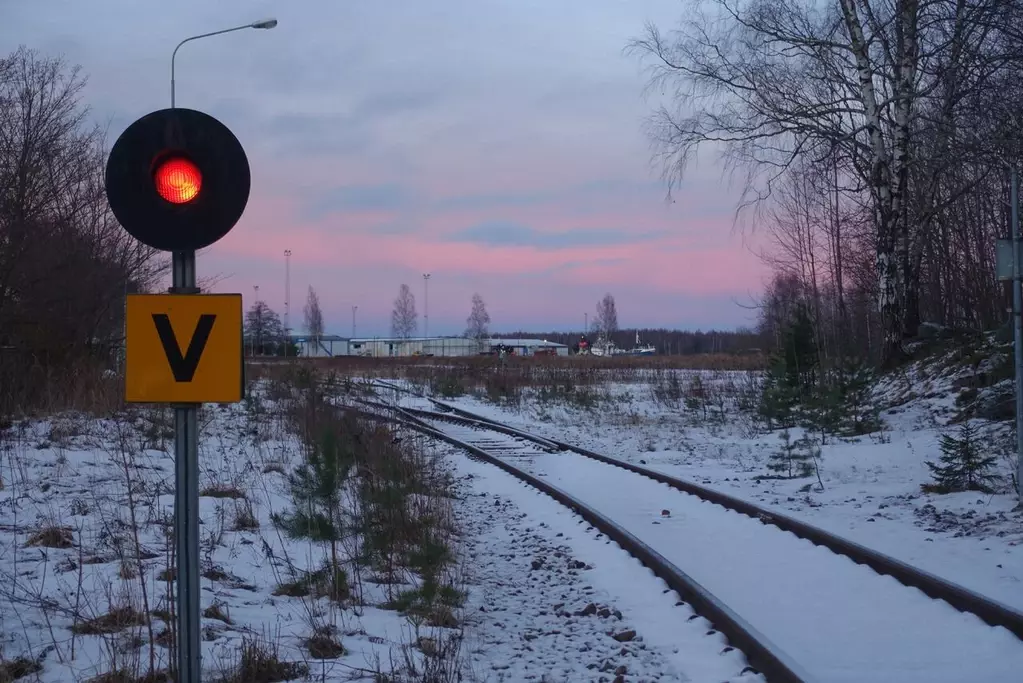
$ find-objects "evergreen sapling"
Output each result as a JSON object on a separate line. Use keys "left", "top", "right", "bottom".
{"left": 924, "top": 422, "right": 999, "bottom": 494}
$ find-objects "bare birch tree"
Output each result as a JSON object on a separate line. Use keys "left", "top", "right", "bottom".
{"left": 303, "top": 285, "right": 324, "bottom": 344}
{"left": 465, "top": 293, "right": 491, "bottom": 351}
{"left": 391, "top": 284, "right": 418, "bottom": 339}
{"left": 628, "top": 0, "right": 1023, "bottom": 363}
{"left": 595, "top": 293, "right": 619, "bottom": 339}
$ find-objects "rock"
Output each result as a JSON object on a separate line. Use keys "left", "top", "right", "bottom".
{"left": 598, "top": 607, "right": 612, "bottom": 618}
{"left": 612, "top": 630, "right": 637, "bottom": 642}
{"left": 976, "top": 387, "right": 1015, "bottom": 421}
{"left": 531, "top": 558, "right": 544, "bottom": 570}
{"left": 615, "top": 665, "right": 627, "bottom": 675}
{"left": 575, "top": 603, "right": 598, "bottom": 617}
{"left": 661, "top": 509, "right": 670, "bottom": 517}
{"left": 917, "top": 322, "right": 952, "bottom": 339}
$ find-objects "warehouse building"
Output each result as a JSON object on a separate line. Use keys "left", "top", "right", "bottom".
{"left": 493, "top": 338, "right": 570, "bottom": 357}
{"left": 348, "top": 337, "right": 483, "bottom": 358}
{"left": 294, "top": 335, "right": 350, "bottom": 358}
{"left": 291, "top": 335, "right": 568, "bottom": 358}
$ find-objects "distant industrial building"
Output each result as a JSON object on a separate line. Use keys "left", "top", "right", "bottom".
{"left": 492, "top": 338, "right": 569, "bottom": 357}
{"left": 293, "top": 335, "right": 350, "bottom": 358}
{"left": 291, "top": 335, "right": 568, "bottom": 358}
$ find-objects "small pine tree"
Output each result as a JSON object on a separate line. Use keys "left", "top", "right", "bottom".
{"left": 273, "top": 427, "right": 356, "bottom": 599}
{"left": 766, "top": 429, "right": 817, "bottom": 478}
{"left": 782, "top": 303, "right": 818, "bottom": 398}
{"left": 831, "top": 360, "right": 881, "bottom": 436}
{"left": 924, "top": 423, "right": 999, "bottom": 494}
{"left": 758, "top": 359, "right": 798, "bottom": 429}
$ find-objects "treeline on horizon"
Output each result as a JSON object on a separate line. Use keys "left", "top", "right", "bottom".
{"left": 491, "top": 328, "right": 763, "bottom": 355}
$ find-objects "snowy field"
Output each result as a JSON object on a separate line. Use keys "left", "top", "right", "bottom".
{"left": 4, "top": 349, "right": 1023, "bottom": 683}
{"left": 0, "top": 385, "right": 469, "bottom": 683}
{"left": 392, "top": 357, "right": 1023, "bottom": 616}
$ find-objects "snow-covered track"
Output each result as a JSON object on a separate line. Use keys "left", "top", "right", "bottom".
{"left": 381, "top": 405, "right": 813, "bottom": 683}
{"left": 426, "top": 397, "right": 1023, "bottom": 642}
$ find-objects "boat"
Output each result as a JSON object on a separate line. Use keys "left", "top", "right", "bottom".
{"left": 623, "top": 332, "right": 656, "bottom": 356}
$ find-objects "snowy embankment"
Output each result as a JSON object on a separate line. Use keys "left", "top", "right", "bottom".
{"left": 394, "top": 353, "right": 1023, "bottom": 617}
{"left": 0, "top": 386, "right": 466, "bottom": 682}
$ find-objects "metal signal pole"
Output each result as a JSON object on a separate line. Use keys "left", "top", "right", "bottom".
{"left": 169, "top": 249, "right": 200, "bottom": 683}
{"left": 1012, "top": 168, "right": 1023, "bottom": 500}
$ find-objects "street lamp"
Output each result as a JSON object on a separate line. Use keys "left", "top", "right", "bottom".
{"left": 423, "top": 273, "right": 431, "bottom": 338}
{"left": 284, "top": 249, "right": 291, "bottom": 357}
{"left": 167, "top": 21, "right": 277, "bottom": 683}
{"left": 171, "top": 18, "right": 278, "bottom": 108}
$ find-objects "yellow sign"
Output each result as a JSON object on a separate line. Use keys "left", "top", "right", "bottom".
{"left": 125, "top": 294, "right": 243, "bottom": 403}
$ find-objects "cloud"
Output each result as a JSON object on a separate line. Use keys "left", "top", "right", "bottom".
{"left": 445, "top": 221, "right": 665, "bottom": 249}
{"left": 303, "top": 184, "right": 416, "bottom": 219}
{"left": 6, "top": 0, "right": 769, "bottom": 334}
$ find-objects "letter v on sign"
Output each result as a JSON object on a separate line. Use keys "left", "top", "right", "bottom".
{"left": 125, "top": 294, "right": 243, "bottom": 404}
{"left": 152, "top": 313, "right": 216, "bottom": 382}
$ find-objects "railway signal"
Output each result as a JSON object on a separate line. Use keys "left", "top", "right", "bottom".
{"left": 105, "top": 107, "right": 251, "bottom": 252}
{"left": 105, "top": 105, "right": 251, "bottom": 683}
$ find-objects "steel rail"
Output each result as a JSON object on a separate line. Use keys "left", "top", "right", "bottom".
{"left": 381, "top": 405, "right": 814, "bottom": 683}
{"left": 419, "top": 397, "right": 1023, "bottom": 641}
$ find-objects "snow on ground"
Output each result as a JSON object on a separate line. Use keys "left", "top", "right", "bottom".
{"left": 388, "top": 364, "right": 1023, "bottom": 615}
{"left": 448, "top": 446, "right": 763, "bottom": 683}
{"left": 482, "top": 443, "right": 1023, "bottom": 683}
{"left": 0, "top": 391, "right": 461, "bottom": 682}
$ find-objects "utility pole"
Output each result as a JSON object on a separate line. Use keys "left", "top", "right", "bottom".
{"left": 284, "top": 249, "right": 291, "bottom": 357}
{"left": 584, "top": 312, "right": 588, "bottom": 334}
{"left": 352, "top": 305, "right": 358, "bottom": 338}
{"left": 252, "top": 285, "right": 259, "bottom": 357}
{"left": 1013, "top": 168, "right": 1023, "bottom": 500}
{"left": 423, "top": 273, "right": 431, "bottom": 338}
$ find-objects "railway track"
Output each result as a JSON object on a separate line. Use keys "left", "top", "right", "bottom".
{"left": 358, "top": 381, "right": 1023, "bottom": 682}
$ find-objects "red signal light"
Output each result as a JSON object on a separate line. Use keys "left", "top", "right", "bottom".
{"left": 154, "top": 157, "right": 202, "bottom": 204}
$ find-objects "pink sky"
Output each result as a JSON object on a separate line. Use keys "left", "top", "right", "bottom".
{"left": 7, "top": 0, "right": 770, "bottom": 335}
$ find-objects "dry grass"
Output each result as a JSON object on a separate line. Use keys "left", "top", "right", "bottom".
{"left": 214, "top": 636, "right": 309, "bottom": 683}
{"left": 24, "top": 525, "right": 74, "bottom": 549}
{"left": 70, "top": 606, "right": 148, "bottom": 635}
{"left": 0, "top": 354, "right": 124, "bottom": 419}
{"left": 249, "top": 350, "right": 766, "bottom": 377}
{"left": 199, "top": 484, "right": 247, "bottom": 500}
{"left": 0, "top": 656, "right": 42, "bottom": 683}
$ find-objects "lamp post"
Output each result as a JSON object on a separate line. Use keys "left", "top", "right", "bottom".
{"left": 423, "top": 273, "right": 431, "bottom": 338}
{"left": 167, "top": 21, "right": 277, "bottom": 683}
{"left": 284, "top": 249, "right": 291, "bottom": 357}
{"left": 171, "top": 18, "right": 277, "bottom": 108}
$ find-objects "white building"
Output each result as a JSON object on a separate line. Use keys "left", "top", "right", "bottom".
{"left": 492, "top": 338, "right": 569, "bottom": 357}
{"left": 347, "top": 337, "right": 482, "bottom": 358}
{"left": 291, "top": 335, "right": 569, "bottom": 358}
{"left": 293, "top": 335, "right": 350, "bottom": 358}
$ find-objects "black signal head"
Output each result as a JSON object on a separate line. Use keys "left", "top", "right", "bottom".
{"left": 105, "top": 107, "right": 250, "bottom": 252}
